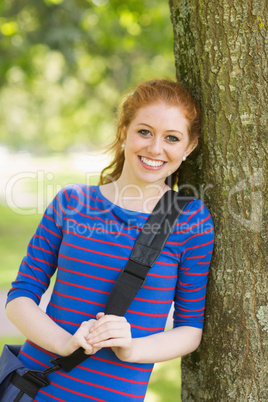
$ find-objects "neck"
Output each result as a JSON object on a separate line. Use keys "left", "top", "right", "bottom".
{"left": 108, "top": 177, "right": 169, "bottom": 213}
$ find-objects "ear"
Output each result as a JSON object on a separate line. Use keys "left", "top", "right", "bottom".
{"left": 185, "top": 139, "right": 198, "bottom": 157}
{"left": 121, "top": 126, "right": 127, "bottom": 143}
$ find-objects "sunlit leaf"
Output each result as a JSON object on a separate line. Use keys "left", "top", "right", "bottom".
{"left": 1, "top": 21, "right": 18, "bottom": 36}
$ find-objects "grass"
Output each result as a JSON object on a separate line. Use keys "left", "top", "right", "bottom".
{"left": 0, "top": 205, "right": 43, "bottom": 289}
{"left": 0, "top": 336, "right": 26, "bottom": 352}
{"left": 145, "top": 358, "right": 181, "bottom": 402}
{"left": 0, "top": 168, "right": 92, "bottom": 289}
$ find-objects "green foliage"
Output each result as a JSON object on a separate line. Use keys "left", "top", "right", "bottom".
{"left": 0, "top": 0, "right": 174, "bottom": 153}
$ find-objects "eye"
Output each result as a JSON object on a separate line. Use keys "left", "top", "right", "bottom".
{"left": 138, "top": 129, "right": 151, "bottom": 136}
{"left": 166, "top": 135, "right": 180, "bottom": 142}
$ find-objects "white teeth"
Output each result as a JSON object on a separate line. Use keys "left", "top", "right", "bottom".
{"left": 140, "top": 157, "right": 165, "bottom": 167}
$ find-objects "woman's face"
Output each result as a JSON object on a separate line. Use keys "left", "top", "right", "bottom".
{"left": 121, "top": 102, "right": 197, "bottom": 188}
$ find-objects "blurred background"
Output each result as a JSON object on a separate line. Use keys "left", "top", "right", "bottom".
{"left": 0, "top": 0, "right": 180, "bottom": 400}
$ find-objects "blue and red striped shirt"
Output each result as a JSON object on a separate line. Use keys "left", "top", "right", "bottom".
{"left": 7, "top": 184, "right": 214, "bottom": 401}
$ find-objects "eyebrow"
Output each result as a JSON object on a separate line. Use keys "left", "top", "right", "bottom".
{"left": 136, "top": 123, "right": 185, "bottom": 136}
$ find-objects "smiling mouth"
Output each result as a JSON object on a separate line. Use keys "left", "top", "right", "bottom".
{"left": 139, "top": 156, "right": 166, "bottom": 167}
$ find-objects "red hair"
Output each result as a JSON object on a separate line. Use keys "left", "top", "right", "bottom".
{"left": 99, "top": 79, "right": 201, "bottom": 188}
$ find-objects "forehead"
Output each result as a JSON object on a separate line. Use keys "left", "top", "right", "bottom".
{"left": 130, "top": 102, "right": 189, "bottom": 129}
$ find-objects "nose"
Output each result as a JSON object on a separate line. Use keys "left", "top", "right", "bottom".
{"left": 147, "top": 136, "right": 162, "bottom": 156}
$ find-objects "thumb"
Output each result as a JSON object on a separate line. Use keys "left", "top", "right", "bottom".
{"left": 96, "top": 312, "right": 105, "bottom": 320}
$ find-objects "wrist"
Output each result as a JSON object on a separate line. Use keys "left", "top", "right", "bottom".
{"left": 127, "top": 338, "right": 140, "bottom": 362}
{"left": 115, "top": 339, "right": 139, "bottom": 363}
{"left": 54, "top": 331, "right": 73, "bottom": 356}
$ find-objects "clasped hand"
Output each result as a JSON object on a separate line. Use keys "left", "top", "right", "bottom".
{"left": 65, "top": 313, "right": 133, "bottom": 362}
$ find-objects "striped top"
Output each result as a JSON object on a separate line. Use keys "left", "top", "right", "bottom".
{"left": 7, "top": 184, "right": 214, "bottom": 402}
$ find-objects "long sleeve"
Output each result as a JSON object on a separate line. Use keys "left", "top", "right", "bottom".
{"left": 6, "top": 186, "right": 73, "bottom": 305}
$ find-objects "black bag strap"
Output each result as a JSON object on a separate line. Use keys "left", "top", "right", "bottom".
{"left": 12, "top": 190, "right": 193, "bottom": 401}
{"left": 52, "top": 190, "right": 192, "bottom": 372}
{"left": 104, "top": 190, "right": 191, "bottom": 316}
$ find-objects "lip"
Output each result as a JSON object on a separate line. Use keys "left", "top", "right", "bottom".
{"left": 138, "top": 156, "right": 167, "bottom": 170}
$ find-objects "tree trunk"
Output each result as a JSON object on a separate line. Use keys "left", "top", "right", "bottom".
{"left": 169, "top": 0, "right": 267, "bottom": 400}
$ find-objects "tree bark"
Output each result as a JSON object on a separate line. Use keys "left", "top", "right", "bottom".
{"left": 169, "top": 0, "right": 267, "bottom": 400}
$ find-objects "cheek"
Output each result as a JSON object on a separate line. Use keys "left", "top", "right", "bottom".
{"left": 166, "top": 152, "right": 183, "bottom": 172}
{"left": 169, "top": 148, "right": 184, "bottom": 163}
{"left": 126, "top": 137, "right": 145, "bottom": 152}
{"left": 174, "top": 160, "right": 183, "bottom": 171}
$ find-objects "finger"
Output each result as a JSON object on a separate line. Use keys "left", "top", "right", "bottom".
{"left": 90, "top": 315, "right": 127, "bottom": 333}
{"left": 81, "top": 319, "right": 96, "bottom": 330}
{"left": 90, "top": 345, "right": 102, "bottom": 355}
{"left": 88, "top": 320, "right": 129, "bottom": 340}
{"left": 71, "top": 334, "right": 93, "bottom": 355}
{"left": 96, "top": 312, "right": 105, "bottom": 320}
{"left": 79, "top": 319, "right": 97, "bottom": 337}
{"left": 72, "top": 320, "right": 97, "bottom": 354}
{"left": 89, "top": 325, "right": 131, "bottom": 346}
{"left": 80, "top": 341, "right": 93, "bottom": 355}
{"left": 90, "top": 336, "right": 131, "bottom": 350}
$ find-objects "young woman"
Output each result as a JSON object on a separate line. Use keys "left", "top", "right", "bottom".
{"left": 6, "top": 79, "right": 214, "bottom": 401}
